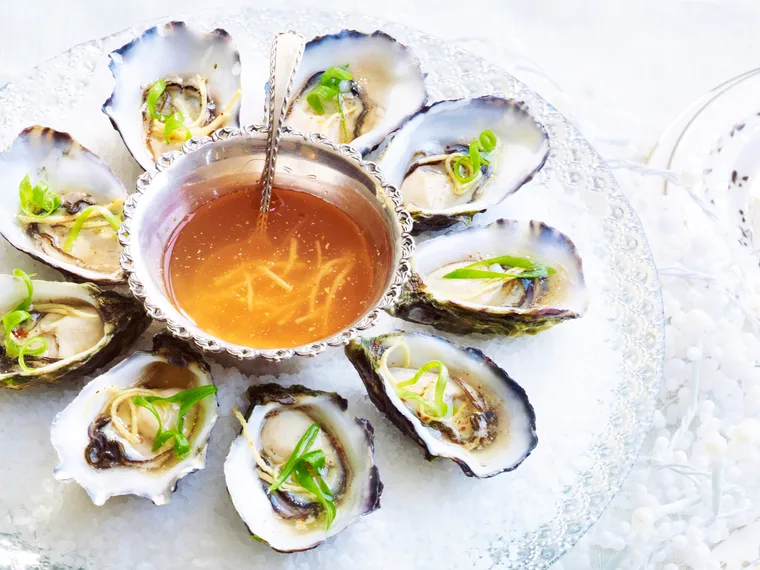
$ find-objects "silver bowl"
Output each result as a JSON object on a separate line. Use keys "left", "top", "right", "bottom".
{"left": 119, "top": 125, "right": 414, "bottom": 361}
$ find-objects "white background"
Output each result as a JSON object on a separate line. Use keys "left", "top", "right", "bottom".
{"left": 2, "top": 0, "right": 760, "bottom": 567}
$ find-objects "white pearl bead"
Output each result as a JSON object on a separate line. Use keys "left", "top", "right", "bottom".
{"left": 703, "top": 433, "right": 727, "bottom": 458}
{"left": 686, "top": 346, "right": 703, "bottom": 361}
{"left": 630, "top": 507, "right": 655, "bottom": 534}
{"left": 672, "top": 534, "right": 688, "bottom": 550}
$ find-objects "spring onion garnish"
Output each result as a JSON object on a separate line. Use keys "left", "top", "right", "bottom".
{"left": 479, "top": 129, "right": 497, "bottom": 152}
{"left": 147, "top": 79, "right": 190, "bottom": 141}
{"left": 1, "top": 269, "right": 48, "bottom": 370}
{"left": 17, "top": 337, "right": 47, "bottom": 371}
{"left": 268, "top": 422, "right": 320, "bottom": 492}
{"left": 147, "top": 79, "right": 169, "bottom": 121}
{"left": 394, "top": 360, "right": 451, "bottom": 419}
{"left": 442, "top": 255, "right": 556, "bottom": 281}
{"left": 446, "top": 129, "right": 501, "bottom": 190}
{"left": 63, "top": 205, "right": 122, "bottom": 252}
{"left": 18, "top": 175, "right": 61, "bottom": 218}
{"left": 306, "top": 65, "right": 353, "bottom": 139}
{"left": 133, "top": 385, "right": 218, "bottom": 458}
{"left": 163, "top": 111, "right": 192, "bottom": 143}
{"left": 293, "top": 455, "right": 336, "bottom": 530}
{"left": 264, "top": 422, "right": 336, "bottom": 530}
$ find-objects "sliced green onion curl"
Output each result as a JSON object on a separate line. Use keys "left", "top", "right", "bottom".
{"left": 12, "top": 268, "right": 34, "bottom": 312}
{"left": 320, "top": 65, "right": 352, "bottom": 86}
{"left": 19, "top": 174, "right": 61, "bottom": 218}
{"left": 306, "top": 65, "right": 351, "bottom": 116}
{"left": 479, "top": 129, "right": 497, "bottom": 152}
{"left": 306, "top": 85, "right": 339, "bottom": 115}
{"left": 133, "top": 385, "right": 218, "bottom": 458}
{"left": 442, "top": 255, "right": 556, "bottom": 281}
{"left": 468, "top": 140, "right": 482, "bottom": 172}
{"left": 63, "top": 205, "right": 122, "bottom": 252}
{"left": 395, "top": 360, "right": 450, "bottom": 419}
{"left": 268, "top": 422, "right": 320, "bottom": 492}
{"left": 163, "top": 111, "right": 191, "bottom": 144}
{"left": 293, "top": 460, "right": 336, "bottom": 531}
{"left": 0, "top": 271, "right": 51, "bottom": 371}
{"left": 1, "top": 309, "right": 30, "bottom": 359}
{"left": 451, "top": 156, "right": 479, "bottom": 184}
{"left": 260, "top": 423, "right": 337, "bottom": 529}
{"left": 147, "top": 79, "right": 168, "bottom": 121}
{"left": 18, "top": 336, "right": 47, "bottom": 371}
{"left": 1, "top": 269, "right": 37, "bottom": 362}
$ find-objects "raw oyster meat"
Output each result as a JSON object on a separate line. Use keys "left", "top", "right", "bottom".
{"left": 388, "top": 219, "right": 588, "bottom": 335}
{"left": 285, "top": 30, "right": 427, "bottom": 154}
{"left": 103, "top": 21, "right": 242, "bottom": 170}
{"left": 51, "top": 333, "right": 218, "bottom": 506}
{"left": 225, "top": 384, "right": 382, "bottom": 552}
{"left": 0, "top": 272, "right": 150, "bottom": 389}
{"left": 346, "top": 331, "right": 537, "bottom": 478}
{"left": 0, "top": 126, "right": 128, "bottom": 283}
{"left": 377, "top": 96, "right": 549, "bottom": 233}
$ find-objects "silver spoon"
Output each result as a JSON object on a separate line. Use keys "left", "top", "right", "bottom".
{"left": 259, "top": 30, "right": 306, "bottom": 217}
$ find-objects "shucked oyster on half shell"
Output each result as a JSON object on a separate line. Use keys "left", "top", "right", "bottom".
{"left": 377, "top": 97, "right": 549, "bottom": 233}
{"left": 0, "top": 126, "right": 128, "bottom": 284}
{"left": 225, "top": 384, "right": 382, "bottom": 552}
{"left": 285, "top": 30, "right": 427, "bottom": 154}
{"left": 388, "top": 219, "right": 589, "bottom": 336}
{"left": 346, "top": 331, "right": 537, "bottom": 478}
{"left": 51, "top": 333, "right": 218, "bottom": 506}
{"left": 103, "top": 21, "right": 242, "bottom": 170}
{"left": 0, "top": 273, "right": 150, "bottom": 389}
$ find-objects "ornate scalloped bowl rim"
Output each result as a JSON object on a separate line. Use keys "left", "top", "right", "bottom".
{"left": 118, "top": 124, "right": 414, "bottom": 362}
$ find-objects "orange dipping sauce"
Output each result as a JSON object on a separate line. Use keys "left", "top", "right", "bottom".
{"left": 163, "top": 187, "right": 379, "bottom": 348}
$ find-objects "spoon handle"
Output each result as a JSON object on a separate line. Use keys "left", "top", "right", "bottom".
{"left": 260, "top": 30, "right": 306, "bottom": 214}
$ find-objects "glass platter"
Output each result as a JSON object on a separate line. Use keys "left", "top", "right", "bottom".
{"left": 0, "top": 7, "right": 664, "bottom": 570}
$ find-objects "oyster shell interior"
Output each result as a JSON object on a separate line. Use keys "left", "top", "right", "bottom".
{"left": 346, "top": 332, "right": 538, "bottom": 478}
{"left": 51, "top": 334, "right": 218, "bottom": 506}
{"left": 388, "top": 219, "right": 589, "bottom": 336}
{"left": 225, "top": 384, "right": 381, "bottom": 552}
{"left": 103, "top": 22, "right": 242, "bottom": 170}
{"left": 377, "top": 97, "right": 549, "bottom": 232}
{"left": 0, "top": 274, "right": 150, "bottom": 389}
{"left": 417, "top": 220, "right": 587, "bottom": 313}
{"left": 0, "top": 126, "right": 127, "bottom": 283}
{"left": 140, "top": 72, "right": 241, "bottom": 162}
{"left": 286, "top": 30, "right": 427, "bottom": 154}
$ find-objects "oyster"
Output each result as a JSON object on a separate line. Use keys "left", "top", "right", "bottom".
{"left": 377, "top": 97, "right": 549, "bottom": 233}
{"left": 103, "top": 21, "right": 242, "bottom": 170}
{"left": 0, "top": 126, "right": 128, "bottom": 283}
{"left": 0, "top": 272, "right": 150, "bottom": 389}
{"left": 346, "top": 331, "right": 537, "bottom": 478}
{"left": 224, "top": 384, "right": 382, "bottom": 552}
{"left": 51, "top": 333, "right": 218, "bottom": 506}
{"left": 388, "top": 219, "right": 588, "bottom": 336}
{"left": 285, "top": 30, "right": 427, "bottom": 154}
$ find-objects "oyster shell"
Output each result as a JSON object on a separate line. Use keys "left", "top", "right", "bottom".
{"left": 103, "top": 21, "right": 242, "bottom": 170}
{"left": 0, "top": 126, "right": 128, "bottom": 283}
{"left": 225, "top": 384, "right": 382, "bottom": 552}
{"left": 51, "top": 333, "right": 218, "bottom": 506}
{"left": 0, "top": 274, "right": 150, "bottom": 389}
{"left": 346, "top": 331, "right": 537, "bottom": 478}
{"left": 377, "top": 97, "right": 549, "bottom": 233}
{"left": 285, "top": 30, "right": 427, "bottom": 154}
{"left": 388, "top": 219, "right": 588, "bottom": 336}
